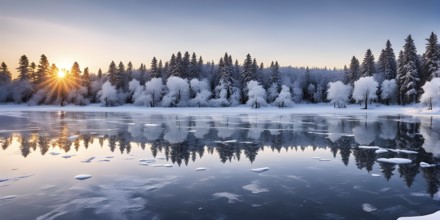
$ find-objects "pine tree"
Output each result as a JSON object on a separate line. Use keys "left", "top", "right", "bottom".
{"left": 35, "top": 54, "right": 50, "bottom": 85}
{"left": 127, "top": 61, "right": 133, "bottom": 82}
{"left": 158, "top": 60, "right": 163, "bottom": 78}
{"left": 97, "top": 68, "right": 103, "bottom": 78}
{"left": 361, "top": 49, "right": 376, "bottom": 77}
{"left": 150, "top": 57, "right": 159, "bottom": 78}
{"left": 17, "top": 55, "right": 30, "bottom": 81}
{"left": 82, "top": 67, "right": 91, "bottom": 96}
{"left": 342, "top": 65, "right": 349, "bottom": 84}
{"left": 399, "top": 35, "right": 420, "bottom": 104}
{"left": 107, "top": 61, "right": 118, "bottom": 86}
{"left": 198, "top": 56, "right": 204, "bottom": 78}
{"left": 348, "top": 56, "right": 360, "bottom": 86}
{"left": 30, "top": 62, "right": 36, "bottom": 82}
{"left": 218, "top": 53, "right": 234, "bottom": 100}
{"left": 70, "top": 62, "right": 81, "bottom": 89}
{"left": 170, "top": 52, "right": 184, "bottom": 78}
{"left": 240, "top": 54, "right": 256, "bottom": 103}
{"left": 422, "top": 32, "right": 440, "bottom": 82}
{"left": 269, "top": 61, "right": 280, "bottom": 89}
{"left": 117, "top": 61, "right": 126, "bottom": 90}
{"left": 138, "top": 63, "right": 147, "bottom": 85}
{"left": 397, "top": 50, "right": 404, "bottom": 104}
{"left": 188, "top": 52, "right": 199, "bottom": 79}
{"left": 183, "top": 51, "right": 190, "bottom": 77}
{"left": 0, "top": 62, "right": 12, "bottom": 83}
{"left": 71, "top": 62, "right": 81, "bottom": 78}
{"left": 384, "top": 40, "right": 397, "bottom": 80}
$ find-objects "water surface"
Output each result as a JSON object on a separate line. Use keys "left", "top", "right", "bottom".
{"left": 0, "top": 111, "right": 439, "bottom": 220}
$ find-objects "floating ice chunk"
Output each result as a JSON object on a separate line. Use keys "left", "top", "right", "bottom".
{"left": 223, "top": 140, "right": 237, "bottom": 143}
{"left": 240, "top": 141, "right": 254, "bottom": 144}
{"left": 49, "top": 152, "right": 60, "bottom": 156}
{"left": 420, "top": 162, "right": 436, "bottom": 168}
{"left": 377, "top": 158, "right": 412, "bottom": 164}
{"left": 213, "top": 141, "right": 223, "bottom": 143}
{"left": 196, "top": 167, "right": 207, "bottom": 171}
{"left": 362, "top": 203, "right": 377, "bottom": 212}
{"left": 243, "top": 182, "right": 269, "bottom": 194}
{"left": 319, "top": 159, "right": 331, "bottom": 161}
{"left": 139, "top": 158, "right": 155, "bottom": 163}
{"left": 74, "top": 174, "right": 91, "bottom": 180}
{"left": 144, "top": 123, "right": 160, "bottom": 127}
{"left": 390, "top": 149, "right": 418, "bottom": 154}
{"left": 379, "top": 187, "right": 390, "bottom": 192}
{"left": 128, "top": 122, "right": 135, "bottom": 125}
{"left": 152, "top": 164, "right": 173, "bottom": 168}
{"left": 156, "top": 156, "right": 165, "bottom": 160}
{"left": 81, "top": 157, "right": 95, "bottom": 163}
{"left": 0, "top": 178, "right": 8, "bottom": 183}
{"left": 99, "top": 159, "right": 110, "bottom": 162}
{"left": 375, "top": 149, "right": 388, "bottom": 154}
{"left": 213, "top": 192, "right": 241, "bottom": 203}
{"left": 68, "top": 135, "right": 79, "bottom": 141}
{"left": 410, "top": 192, "right": 429, "bottom": 197}
{"left": 188, "top": 129, "right": 196, "bottom": 133}
{"left": 359, "top": 146, "right": 380, "bottom": 149}
{"left": 40, "top": 185, "right": 56, "bottom": 191}
{"left": 98, "top": 135, "right": 105, "bottom": 138}
{"left": 371, "top": 174, "right": 381, "bottom": 177}
{"left": 397, "top": 211, "right": 440, "bottom": 220}
{"left": 251, "top": 167, "right": 269, "bottom": 173}
{"left": 139, "top": 162, "right": 150, "bottom": 166}
{"left": 105, "top": 156, "right": 114, "bottom": 159}
{"left": 0, "top": 195, "right": 17, "bottom": 200}
{"left": 62, "top": 154, "right": 75, "bottom": 159}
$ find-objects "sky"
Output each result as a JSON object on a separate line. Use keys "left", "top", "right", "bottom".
{"left": 1, "top": 0, "right": 439, "bottom": 77}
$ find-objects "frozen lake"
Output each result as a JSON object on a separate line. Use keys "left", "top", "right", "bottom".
{"left": 0, "top": 111, "right": 439, "bottom": 219}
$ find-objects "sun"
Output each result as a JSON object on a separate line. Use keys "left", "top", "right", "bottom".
{"left": 57, "top": 70, "right": 66, "bottom": 79}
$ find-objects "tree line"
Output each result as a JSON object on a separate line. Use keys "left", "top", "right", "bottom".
{"left": 0, "top": 32, "right": 439, "bottom": 108}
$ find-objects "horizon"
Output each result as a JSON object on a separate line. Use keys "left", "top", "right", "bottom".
{"left": 1, "top": 0, "right": 439, "bottom": 78}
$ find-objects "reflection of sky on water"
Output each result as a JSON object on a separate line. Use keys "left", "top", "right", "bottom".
{"left": 0, "top": 112, "right": 440, "bottom": 219}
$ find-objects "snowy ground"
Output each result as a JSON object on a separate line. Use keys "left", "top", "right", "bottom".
{"left": 0, "top": 103, "right": 438, "bottom": 116}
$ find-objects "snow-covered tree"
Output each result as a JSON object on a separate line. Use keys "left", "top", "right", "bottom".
{"left": 399, "top": 35, "right": 421, "bottom": 104}
{"left": 90, "top": 76, "right": 105, "bottom": 103}
{"left": 189, "top": 79, "right": 211, "bottom": 107}
{"left": 352, "top": 76, "right": 378, "bottom": 109}
{"left": 240, "top": 54, "right": 257, "bottom": 103}
{"left": 162, "top": 76, "right": 190, "bottom": 107}
{"left": 420, "top": 78, "right": 440, "bottom": 110}
{"left": 99, "top": 81, "right": 119, "bottom": 107}
{"left": 422, "top": 32, "right": 440, "bottom": 83}
{"left": 361, "top": 49, "right": 376, "bottom": 77}
{"left": 246, "top": 80, "right": 267, "bottom": 108}
{"left": 129, "top": 79, "right": 149, "bottom": 106}
{"left": 67, "top": 86, "right": 89, "bottom": 106}
{"left": 327, "top": 81, "right": 352, "bottom": 108}
{"left": 267, "top": 83, "right": 279, "bottom": 103}
{"left": 380, "top": 79, "right": 397, "bottom": 105}
{"left": 145, "top": 77, "right": 164, "bottom": 107}
{"left": 377, "top": 40, "right": 397, "bottom": 80}
{"left": 273, "top": 85, "right": 293, "bottom": 108}
{"left": 11, "top": 80, "right": 33, "bottom": 103}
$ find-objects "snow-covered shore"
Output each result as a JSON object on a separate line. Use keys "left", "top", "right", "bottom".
{"left": 0, "top": 103, "right": 438, "bottom": 116}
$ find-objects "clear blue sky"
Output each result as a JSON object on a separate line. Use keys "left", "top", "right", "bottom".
{"left": 1, "top": 0, "right": 439, "bottom": 77}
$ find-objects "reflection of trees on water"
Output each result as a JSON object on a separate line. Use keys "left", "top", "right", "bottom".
{"left": 1, "top": 113, "right": 440, "bottom": 195}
